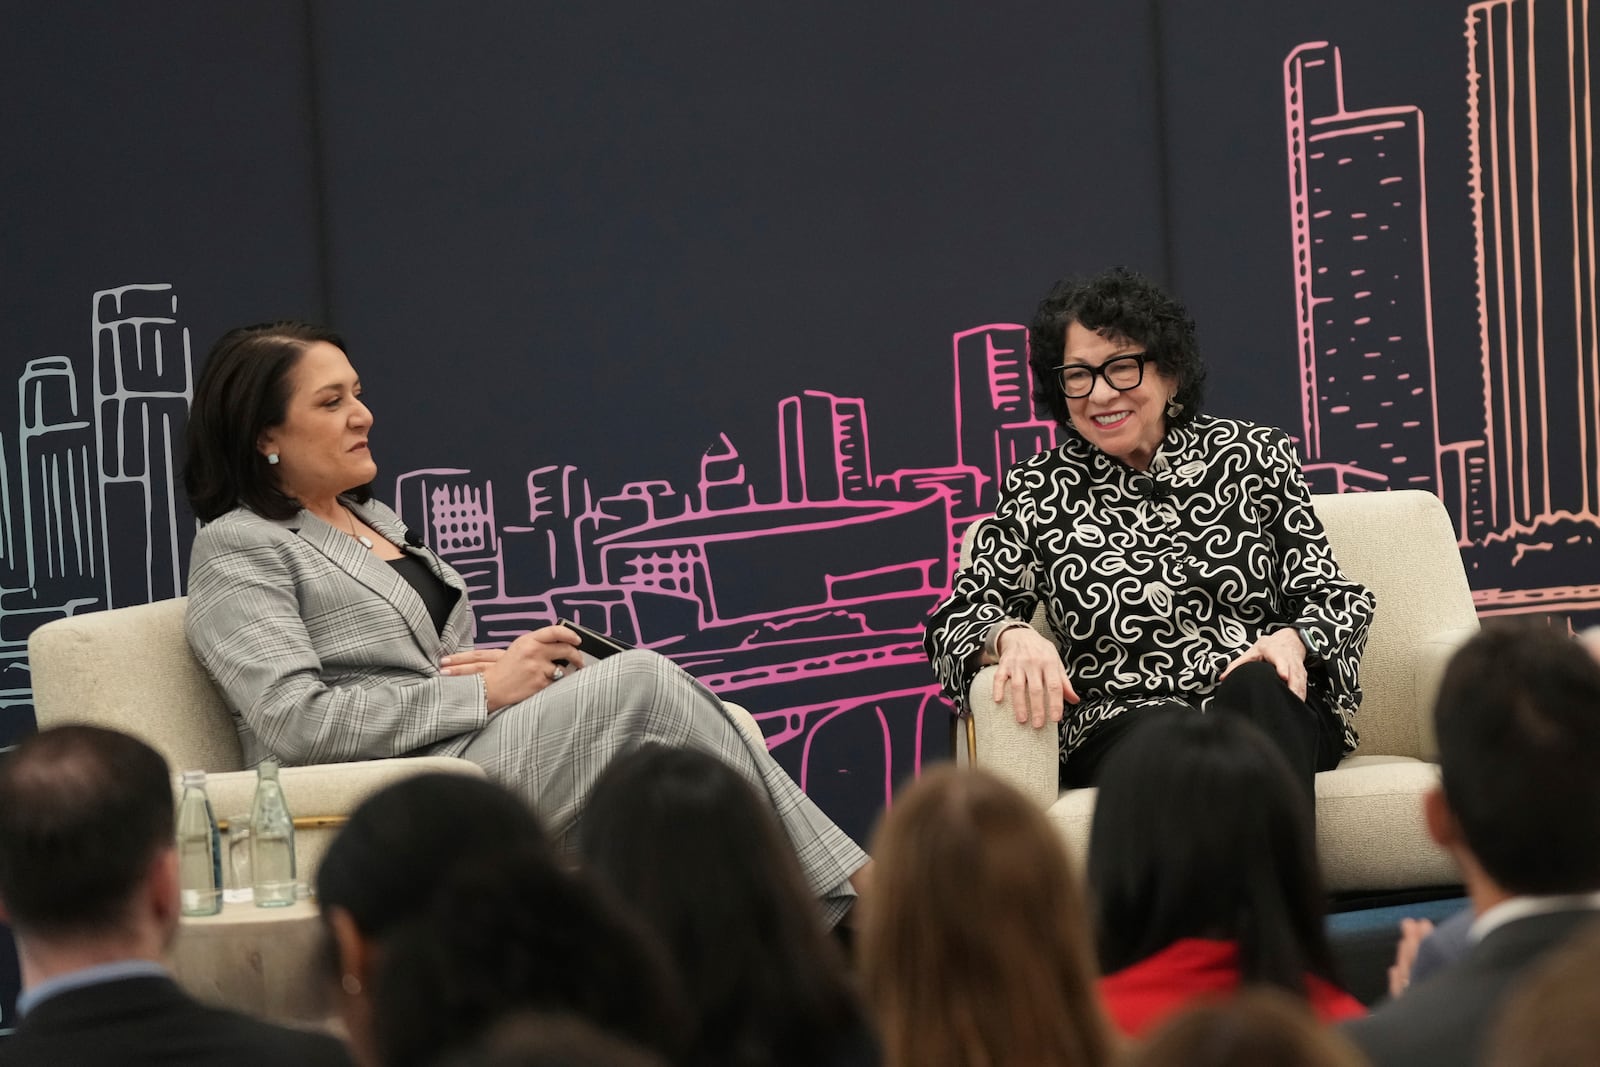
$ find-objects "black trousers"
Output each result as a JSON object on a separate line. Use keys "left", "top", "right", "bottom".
{"left": 1059, "top": 661, "right": 1346, "bottom": 794}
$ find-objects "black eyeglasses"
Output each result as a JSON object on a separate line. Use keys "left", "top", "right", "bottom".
{"left": 1054, "top": 353, "right": 1149, "bottom": 398}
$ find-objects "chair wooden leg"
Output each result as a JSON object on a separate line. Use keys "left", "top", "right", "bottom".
{"left": 949, "top": 715, "right": 977, "bottom": 766}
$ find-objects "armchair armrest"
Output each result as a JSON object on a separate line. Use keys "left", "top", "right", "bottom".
{"left": 722, "top": 701, "right": 765, "bottom": 749}
{"left": 189, "top": 756, "right": 487, "bottom": 885}
{"left": 1409, "top": 625, "right": 1480, "bottom": 760}
{"left": 964, "top": 665, "right": 1061, "bottom": 810}
{"left": 198, "top": 756, "right": 487, "bottom": 822}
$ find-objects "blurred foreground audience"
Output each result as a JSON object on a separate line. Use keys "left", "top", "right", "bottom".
{"left": 580, "top": 744, "right": 876, "bottom": 1067}
{"left": 1343, "top": 623, "right": 1600, "bottom": 1067}
{"left": 1122, "top": 990, "right": 1369, "bottom": 1067}
{"left": 1089, "top": 711, "right": 1363, "bottom": 1035}
{"left": 316, "top": 774, "right": 684, "bottom": 1067}
{"left": 436, "top": 1012, "right": 671, "bottom": 1067}
{"left": 1481, "top": 918, "right": 1600, "bottom": 1067}
{"left": 859, "top": 765, "right": 1114, "bottom": 1067}
{"left": 0, "top": 725, "right": 352, "bottom": 1066}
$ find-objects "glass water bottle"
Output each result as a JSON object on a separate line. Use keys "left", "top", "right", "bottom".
{"left": 176, "top": 769, "right": 222, "bottom": 916}
{"left": 249, "top": 760, "right": 298, "bottom": 907}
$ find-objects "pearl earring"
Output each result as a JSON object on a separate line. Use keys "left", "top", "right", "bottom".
{"left": 342, "top": 973, "right": 363, "bottom": 996}
{"left": 266, "top": 453, "right": 280, "bottom": 466}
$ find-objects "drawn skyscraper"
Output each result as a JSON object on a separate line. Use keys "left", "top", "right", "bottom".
{"left": 951, "top": 325, "right": 1055, "bottom": 513}
{"left": 1467, "top": 0, "right": 1600, "bottom": 529}
{"left": 699, "top": 432, "right": 754, "bottom": 511}
{"left": 92, "top": 284, "right": 191, "bottom": 608}
{"left": 1284, "top": 43, "right": 1442, "bottom": 496}
{"left": 779, "top": 390, "right": 873, "bottom": 502}
{"left": 0, "top": 425, "right": 17, "bottom": 580}
{"left": 17, "top": 356, "right": 98, "bottom": 599}
{"left": 395, "top": 468, "right": 503, "bottom": 599}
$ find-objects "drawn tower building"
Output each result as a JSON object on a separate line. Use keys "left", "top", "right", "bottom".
{"left": 395, "top": 468, "right": 503, "bottom": 599}
{"left": 92, "top": 285, "right": 191, "bottom": 608}
{"left": 1467, "top": 0, "right": 1600, "bottom": 530}
{"left": 17, "top": 356, "right": 99, "bottom": 602}
{"left": 1284, "top": 43, "right": 1443, "bottom": 497}
{"left": 952, "top": 324, "right": 1056, "bottom": 514}
{"left": 780, "top": 390, "right": 873, "bottom": 503}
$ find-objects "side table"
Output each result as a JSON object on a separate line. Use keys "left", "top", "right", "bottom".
{"left": 171, "top": 898, "right": 329, "bottom": 1024}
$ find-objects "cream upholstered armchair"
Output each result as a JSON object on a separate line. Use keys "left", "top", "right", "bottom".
{"left": 954, "top": 489, "right": 1477, "bottom": 894}
{"left": 26, "top": 597, "right": 771, "bottom": 882}
{"left": 26, "top": 597, "right": 486, "bottom": 880}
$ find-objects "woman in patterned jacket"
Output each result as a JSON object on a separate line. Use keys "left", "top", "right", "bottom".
{"left": 924, "top": 267, "right": 1374, "bottom": 789}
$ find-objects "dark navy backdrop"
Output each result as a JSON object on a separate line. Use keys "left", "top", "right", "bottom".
{"left": 7, "top": 0, "right": 1599, "bottom": 1031}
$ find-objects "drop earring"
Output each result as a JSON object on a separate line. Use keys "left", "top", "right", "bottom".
{"left": 1165, "top": 398, "right": 1182, "bottom": 419}
{"left": 266, "top": 452, "right": 280, "bottom": 465}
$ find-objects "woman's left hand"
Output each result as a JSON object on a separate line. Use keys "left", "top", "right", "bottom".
{"left": 1219, "top": 627, "right": 1309, "bottom": 700}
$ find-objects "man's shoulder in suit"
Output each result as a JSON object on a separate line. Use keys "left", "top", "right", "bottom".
{"left": 0, "top": 975, "right": 353, "bottom": 1067}
{"left": 1341, "top": 908, "right": 1600, "bottom": 1067}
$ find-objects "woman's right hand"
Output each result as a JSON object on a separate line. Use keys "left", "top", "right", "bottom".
{"left": 992, "top": 626, "right": 1078, "bottom": 729}
{"left": 477, "top": 626, "right": 585, "bottom": 713}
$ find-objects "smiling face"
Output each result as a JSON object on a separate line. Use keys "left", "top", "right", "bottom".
{"left": 256, "top": 341, "right": 376, "bottom": 507}
{"left": 1060, "top": 321, "right": 1178, "bottom": 471}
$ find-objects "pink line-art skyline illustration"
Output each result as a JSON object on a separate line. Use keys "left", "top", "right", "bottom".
{"left": 384, "top": 322, "right": 1057, "bottom": 806}
{"left": 1285, "top": 0, "right": 1600, "bottom": 621}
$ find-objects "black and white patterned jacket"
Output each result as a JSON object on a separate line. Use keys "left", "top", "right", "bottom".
{"left": 925, "top": 414, "right": 1375, "bottom": 761}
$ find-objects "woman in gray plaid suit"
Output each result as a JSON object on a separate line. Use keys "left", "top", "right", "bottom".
{"left": 181, "top": 322, "right": 868, "bottom": 925}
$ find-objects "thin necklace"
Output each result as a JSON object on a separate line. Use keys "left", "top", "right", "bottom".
{"left": 340, "top": 506, "right": 375, "bottom": 550}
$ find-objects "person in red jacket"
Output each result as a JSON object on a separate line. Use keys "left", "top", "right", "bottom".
{"left": 1087, "top": 710, "right": 1364, "bottom": 1036}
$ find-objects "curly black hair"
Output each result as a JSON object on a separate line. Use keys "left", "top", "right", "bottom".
{"left": 1027, "top": 266, "right": 1208, "bottom": 433}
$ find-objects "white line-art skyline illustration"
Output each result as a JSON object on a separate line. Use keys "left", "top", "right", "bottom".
{"left": 0, "top": 285, "right": 190, "bottom": 734}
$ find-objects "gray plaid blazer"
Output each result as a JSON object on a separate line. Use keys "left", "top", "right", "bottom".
{"left": 186, "top": 500, "right": 869, "bottom": 917}
{"left": 185, "top": 498, "right": 489, "bottom": 768}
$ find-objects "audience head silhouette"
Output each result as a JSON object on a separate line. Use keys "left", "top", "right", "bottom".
{"left": 317, "top": 772, "right": 683, "bottom": 1067}
{"left": 1431, "top": 621, "right": 1600, "bottom": 895}
{"left": 1088, "top": 710, "right": 1336, "bottom": 997}
{"left": 579, "top": 743, "right": 870, "bottom": 1067}
{"left": 0, "top": 726, "right": 355, "bottom": 1064}
{"left": 860, "top": 765, "right": 1112, "bottom": 1067}
{"left": 0, "top": 724, "right": 174, "bottom": 945}
{"left": 1123, "top": 989, "right": 1369, "bottom": 1067}
{"left": 436, "top": 1011, "right": 674, "bottom": 1067}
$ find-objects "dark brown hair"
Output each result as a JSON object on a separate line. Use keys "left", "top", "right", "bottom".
{"left": 861, "top": 766, "right": 1113, "bottom": 1067}
{"left": 0, "top": 726, "right": 173, "bottom": 937}
{"left": 1123, "top": 990, "right": 1368, "bottom": 1067}
{"left": 184, "top": 321, "right": 371, "bottom": 521}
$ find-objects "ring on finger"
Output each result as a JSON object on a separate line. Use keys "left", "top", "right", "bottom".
{"left": 552, "top": 666, "right": 565, "bottom": 681}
